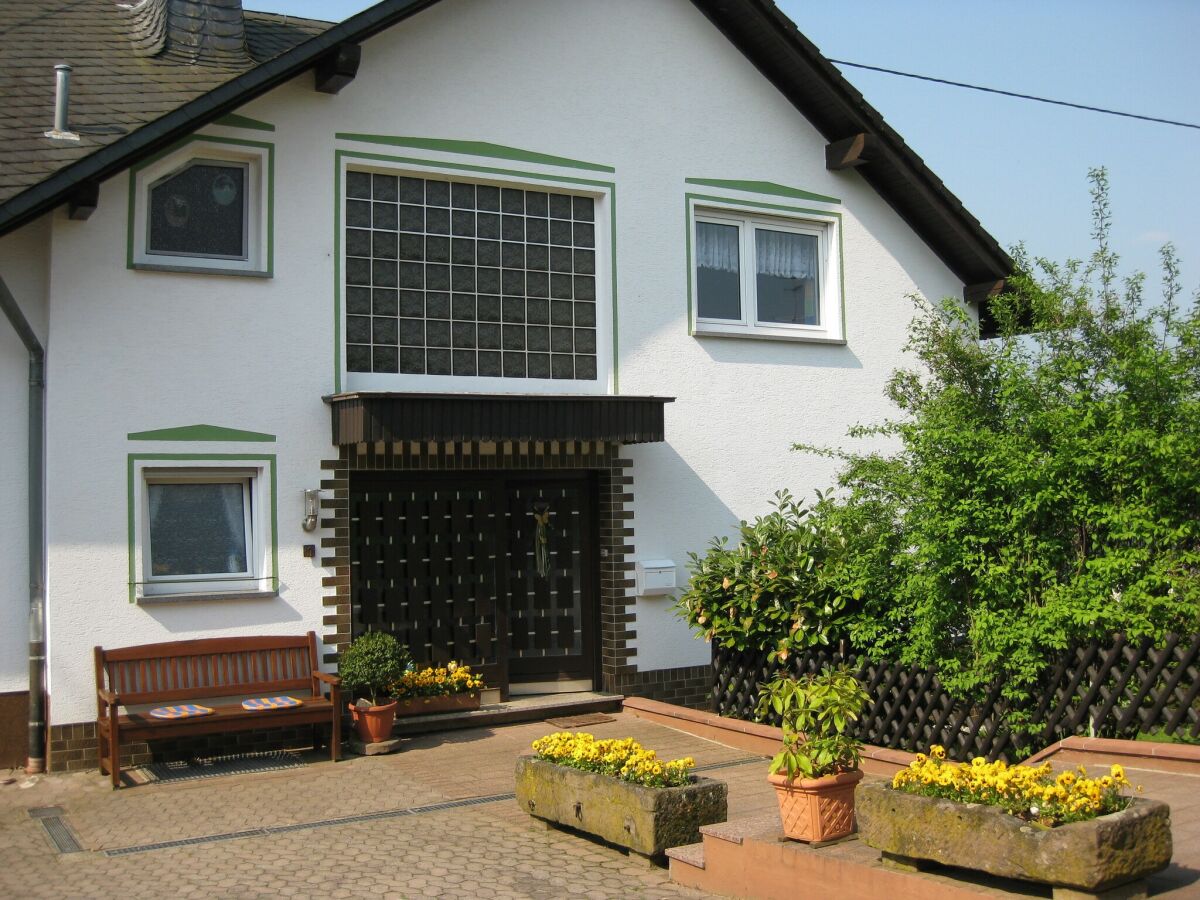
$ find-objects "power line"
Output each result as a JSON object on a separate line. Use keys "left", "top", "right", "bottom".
{"left": 829, "top": 59, "right": 1200, "bottom": 131}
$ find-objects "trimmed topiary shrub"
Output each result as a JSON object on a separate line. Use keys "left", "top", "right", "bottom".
{"left": 338, "top": 631, "right": 410, "bottom": 705}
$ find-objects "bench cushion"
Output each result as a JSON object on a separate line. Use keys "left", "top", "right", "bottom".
{"left": 104, "top": 696, "right": 336, "bottom": 740}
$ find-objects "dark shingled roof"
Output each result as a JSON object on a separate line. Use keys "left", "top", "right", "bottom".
{"left": 0, "top": 1, "right": 329, "bottom": 207}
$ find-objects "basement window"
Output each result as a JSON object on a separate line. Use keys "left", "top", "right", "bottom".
{"left": 129, "top": 139, "right": 272, "bottom": 276}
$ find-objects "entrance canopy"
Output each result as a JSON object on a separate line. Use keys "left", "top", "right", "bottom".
{"left": 325, "top": 393, "right": 673, "bottom": 446}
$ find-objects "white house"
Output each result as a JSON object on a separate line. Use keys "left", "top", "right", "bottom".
{"left": 0, "top": 0, "right": 1010, "bottom": 773}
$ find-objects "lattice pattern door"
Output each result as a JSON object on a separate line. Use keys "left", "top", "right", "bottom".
{"left": 350, "top": 479, "right": 503, "bottom": 688}
{"left": 504, "top": 478, "right": 596, "bottom": 681}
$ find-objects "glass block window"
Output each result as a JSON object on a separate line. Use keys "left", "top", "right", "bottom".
{"left": 345, "top": 171, "right": 599, "bottom": 380}
{"left": 147, "top": 160, "right": 248, "bottom": 259}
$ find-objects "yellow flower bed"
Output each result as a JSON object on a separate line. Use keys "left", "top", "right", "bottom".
{"left": 891, "top": 745, "right": 1133, "bottom": 826}
{"left": 531, "top": 731, "right": 695, "bottom": 788}
{"left": 391, "top": 661, "right": 484, "bottom": 699}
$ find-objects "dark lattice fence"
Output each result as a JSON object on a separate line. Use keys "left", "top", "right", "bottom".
{"left": 713, "top": 632, "right": 1200, "bottom": 761}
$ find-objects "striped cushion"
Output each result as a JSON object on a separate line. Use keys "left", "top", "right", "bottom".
{"left": 148, "top": 704, "right": 214, "bottom": 719}
{"left": 241, "top": 696, "right": 303, "bottom": 711}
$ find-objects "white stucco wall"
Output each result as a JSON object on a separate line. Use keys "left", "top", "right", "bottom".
{"left": 29, "top": 0, "right": 967, "bottom": 724}
{"left": 0, "top": 216, "right": 49, "bottom": 693}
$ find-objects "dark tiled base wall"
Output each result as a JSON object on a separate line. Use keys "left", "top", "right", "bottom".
{"left": 612, "top": 664, "right": 712, "bottom": 711}
{"left": 48, "top": 722, "right": 327, "bottom": 773}
{"left": 0, "top": 691, "right": 28, "bottom": 769}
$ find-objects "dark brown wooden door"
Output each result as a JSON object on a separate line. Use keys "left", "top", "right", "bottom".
{"left": 504, "top": 476, "right": 597, "bottom": 684}
{"left": 349, "top": 472, "right": 597, "bottom": 692}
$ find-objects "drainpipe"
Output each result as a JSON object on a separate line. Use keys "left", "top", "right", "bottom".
{"left": 0, "top": 274, "right": 46, "bottom": 774}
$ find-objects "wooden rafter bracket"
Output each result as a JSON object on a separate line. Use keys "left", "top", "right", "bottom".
{"left": 963, "top": 279, "right": 1007, "bottom": 306}
{"left": 825, "top": 133, "right": 878, "bottom": 170}
{"left": 314, "top": 44, "right": 362, "bottom": 95}
{"left": 67, "top": 181, "right": 100, "bottom": 220}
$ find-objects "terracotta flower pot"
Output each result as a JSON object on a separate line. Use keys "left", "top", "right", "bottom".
{"left": 348, "top": 700, "right": 398, "bottom": 743}
{"left": 768, "top": 768, "right": 864, "bottom": 842}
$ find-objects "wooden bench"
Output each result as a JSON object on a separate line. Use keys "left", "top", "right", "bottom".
{"left": 94, "top": 632, "right": 341, "bottom": 788}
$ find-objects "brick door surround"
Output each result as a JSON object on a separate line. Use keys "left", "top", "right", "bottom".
{"left": 319, "top": 440, "right": 638, "bottom": 693}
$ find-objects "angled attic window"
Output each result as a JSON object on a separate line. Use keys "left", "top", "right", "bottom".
{"left": 147, "top": 160, "right": 249, "bottom": 260}
{"left": 129, "top": 138, "right": 272, "bottom": 276}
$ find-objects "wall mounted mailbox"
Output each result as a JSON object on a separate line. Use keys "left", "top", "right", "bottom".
{"left": 635, "top": 559, "right": 676, "bottom": 596}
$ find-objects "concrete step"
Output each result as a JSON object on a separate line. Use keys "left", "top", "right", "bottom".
{"left": 665, "top": 841, "right": 705, "bottom": 871}
{"left": 390, "top": 691, "right": 623, "bottom": 736}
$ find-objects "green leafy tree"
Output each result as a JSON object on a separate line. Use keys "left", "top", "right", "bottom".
{"left": 803, "top": 169, "right": 1200, "bottom": 712}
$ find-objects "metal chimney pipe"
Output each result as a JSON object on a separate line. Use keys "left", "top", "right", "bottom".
{"left": 53, "top": 65, "right": 71, "bottom": 133}
{"left": 44, "top": 64, "right": 78, "bottom": 141}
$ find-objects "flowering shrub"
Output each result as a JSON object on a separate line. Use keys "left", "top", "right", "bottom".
{"left": 675, "top": 490, "right": 852, "bottom": 662}
{"left": 391, "top": 661, "right": 484, "bottom": 699}
{"left": 531, "top": 732, "right": 695, "bottom": 788}
{"left": 891, "top": 745, "right": 1133, "bottom": 826}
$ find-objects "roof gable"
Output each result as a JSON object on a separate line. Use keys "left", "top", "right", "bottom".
{"left": 0, "top": 0, "right": 1009, "bottom": 295}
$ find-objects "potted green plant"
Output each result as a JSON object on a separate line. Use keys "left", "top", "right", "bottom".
{"left": 338, "top": 631, "right": 410, "bottom": 743}
{"left": 756, "top": 664, "right": 869, "bottom": 842}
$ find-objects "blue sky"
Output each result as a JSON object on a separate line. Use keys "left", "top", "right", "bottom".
{"left": 246, "top": 0, "right": 1200, "bottom": 294}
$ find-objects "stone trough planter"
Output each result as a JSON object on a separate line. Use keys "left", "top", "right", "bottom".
{"left": 856, "top": 780, "right": 1172, "bottom": 894}
{"left": 514, "top": 756, "right": 728, "bottom": 857}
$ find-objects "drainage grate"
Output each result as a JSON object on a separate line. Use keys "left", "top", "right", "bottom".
{"left": 137, "top": 749, "right": 305, "bottom": 784}
{"left": 104, "top": 791, "right": 518, "bottom": 856}
{"left": 28, "top": 807, "right": 84, "bottom": 854}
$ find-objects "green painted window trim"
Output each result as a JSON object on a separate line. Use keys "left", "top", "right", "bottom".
{"left": 126, "top": 453, "right": 279, "bottom": 603}
{"left": 214, "top": 113, "right": 276, "bottom": 132}
{"left": 684, "top": 191, "right": 847, "bottom": 342}
{"left": 335, "top": 134, "right": 615, "bottom": 174}
{"left": 333, "top": 148, "right": 620, "bottom": 394}
{"left": 126, "top": 134, "right": 276, "bottom": 277}
{"left": 127, "top": 424, "right": 276, "bottom": 442}
{"left": 684, "top": 178, "right": 840, "bottom": 206}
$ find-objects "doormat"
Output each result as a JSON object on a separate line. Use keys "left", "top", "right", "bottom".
{"left": 544, "top": 713, "right": 616, "bottom": 728}
{"left": 130, "top": 750, "right": 305, "bottom": 785}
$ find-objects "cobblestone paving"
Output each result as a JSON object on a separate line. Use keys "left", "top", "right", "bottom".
{"left": 0, "top": 713, "right": 766, "bottom": 899}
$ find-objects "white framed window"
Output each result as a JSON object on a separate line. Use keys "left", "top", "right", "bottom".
{"left": 131, "top": 460, "right": 275, "bottom": 599}
{"left": 129, "top": 138, "right": 271, "bottom": 276}
{"left": 691, "top": 206, "right": 843, "bottom": 342}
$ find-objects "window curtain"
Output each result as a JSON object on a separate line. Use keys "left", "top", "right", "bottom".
{"left": 148, "top": 484, "right": 166, "bottom": 524}
{"left": 696, "top": 222, "right": 740, "bottom": 273}
{"left": 215, "top": 483, "right": 247, "bottom": 572}
{"left": 755, "top": 229, "right": 816, "bottom": 280}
